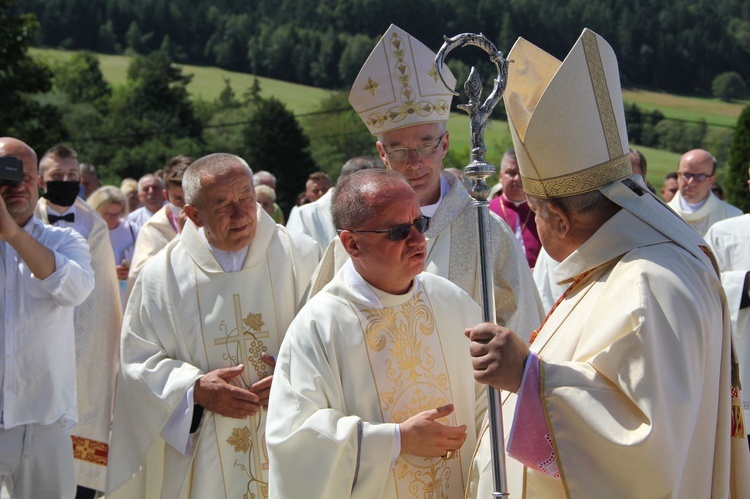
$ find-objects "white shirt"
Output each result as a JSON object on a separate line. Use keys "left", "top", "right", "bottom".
{"left": 126, "top": 205, "right": 160, "bottom": 240}
{"left": 0, "top": 216, "right": 95, "bottom": 428}
{"left": 46, "top": 203, "right": 94, "bottom": 239}
{"left": 109, "top": 219, "right": 136, "bottom": 265}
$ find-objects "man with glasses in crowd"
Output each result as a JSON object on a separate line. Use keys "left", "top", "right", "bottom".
{"left": 308, "top": 24, "right": 542, "bottom": 338}
{"left": 268, "top": 169, "right": 487, "bottom": 497}
{"left": 667, "top": 148, "right": 741, "bottom": 236}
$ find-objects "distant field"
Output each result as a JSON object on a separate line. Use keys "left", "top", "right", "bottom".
{"left": 30, "top": 48, "right": 333, "bottom": 113}
{"left": 29, "top": 48, "right": 732, "bottom": 190}
{"left": 622, "top": 88, "right": 747, "bottom": 128}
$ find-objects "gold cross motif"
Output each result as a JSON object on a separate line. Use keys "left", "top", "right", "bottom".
{"left": 214, "top": 294, "right": 270, "bottom": 386}
{"left": 364, "top": 77, "right": 379, "bottom": 96}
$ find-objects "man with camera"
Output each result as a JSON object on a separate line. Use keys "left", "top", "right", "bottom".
{"left": 0, "top": 137, "right": 94, "bottom": 498}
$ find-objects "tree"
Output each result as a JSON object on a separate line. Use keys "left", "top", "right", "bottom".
{"left": 0, "top": 0, "right": 66, "bottom": 150}
{"left": 711, "top": 71, "right": 747, "bottom": 101}
{"left": 725, "top": 105, "right": 750, "bottom": 213}
{"left": 242, "top": 97, "right": 317, "bottom": 212}
{"left": 303, "top": 91, "right": 375, "bottom": 177}
{"left": 52, "top": 51, "right": 112, "bottom": 111}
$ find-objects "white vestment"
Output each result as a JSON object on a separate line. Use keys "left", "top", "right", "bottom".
{"left": 308, "top": 172, "right": 543, "bottom": 339}
{"left": 36, "top": 197, "right": 122, "bottom": 492}
{"left": 706, "top": 214, "right": 750, "bottom": 433}
{"left": 531, "top": 248, "right": 566, "bottom": 313}
{"left": 125, "top": 205, "right": 178, "bottom": 300}
{"left": 267, "top": 264, "right": 486, "bottom": 498}
{"left": 468, "top": 209, "right": 739, "bottom": 498}
{"left": 668, "top": 191, "right": 742, "bottom": 236}
{"left": 285, "top": 188, "right": 337, "bottom": 252}
{"left": 106, "top": 208, "right": 320, "bottom": 498}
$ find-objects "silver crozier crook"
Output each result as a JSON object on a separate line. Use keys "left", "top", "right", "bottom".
{"left": 435, "top": 33, "right": 510, "bottom": 498}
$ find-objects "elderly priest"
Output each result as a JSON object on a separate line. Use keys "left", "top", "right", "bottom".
{"left": 106, "top": 153, "right": 320, "bottom": 498}
{"left": 466, "top": 29, "right": 750, "bottom": 498}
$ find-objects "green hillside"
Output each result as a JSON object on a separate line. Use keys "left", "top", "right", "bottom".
{"left": 27, "top": 48, "right": 723, "bottom": 189}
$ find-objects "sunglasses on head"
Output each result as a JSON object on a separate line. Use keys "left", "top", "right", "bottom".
{"left": 339, "top": 216, "right": 430, "bottom": 241}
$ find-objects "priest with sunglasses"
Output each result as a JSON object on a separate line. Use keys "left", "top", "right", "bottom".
{"left": 306, "top": 24, "right": 543, "bottom": 342}
{"left": 267, "top": 169, "right": 487, "bottom": 498}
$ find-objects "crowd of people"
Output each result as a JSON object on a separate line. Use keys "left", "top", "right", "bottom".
{"left": 0, "top": 23, "right": 749, "bottom": 499}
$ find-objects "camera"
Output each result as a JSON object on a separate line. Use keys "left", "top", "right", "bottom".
{"left": 0, "top": 156, "right": 24, "bottom": 186}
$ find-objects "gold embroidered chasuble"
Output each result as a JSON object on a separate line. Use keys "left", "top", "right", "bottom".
{"left": 306, "top": 173, "right": 544, "bottom": 340}
{"left": 106, "top": 209, "right": 320, "bottom": 498}
{"left": 267, "top": 265, "right": 486, "bottom": 498}
{"left": 667, "top": 190, "right": 742, "bottom": 237}
{"left": 468, "top": 210, "right": 739, "bottom": 498}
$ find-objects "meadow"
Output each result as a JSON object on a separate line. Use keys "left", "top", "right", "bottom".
{"left": 31, "top": 48, "right": 747, "bottom": 190}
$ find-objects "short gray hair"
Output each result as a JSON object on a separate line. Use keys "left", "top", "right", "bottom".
{"left": 332, "top": 169, "right": 407, "bottom": 230}
{"left": 337, "top": 156, "right": 381, "bottom": 186}
{"left": 184, "top": 153, "right": 253, "bottom": 207}
{"left": 137, "top": 173, "right": 163, "bottom": 194}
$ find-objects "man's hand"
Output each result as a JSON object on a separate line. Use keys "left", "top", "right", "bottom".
{"left": 249, "top": 352, "right": 276, "bottom": 409}
{"left": 465, "top": 323, "right": 529, "bottom": 393}
{"left": 399, "top": 404, "right": 467, "bottom": 458}
{"left": 193, "top": 365, "right": 261, "bottom": 418}
{"left": 0, "top": 195, "right": 21, "bottom": 242}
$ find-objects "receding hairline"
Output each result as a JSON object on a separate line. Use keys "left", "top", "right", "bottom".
{"left": 183, "top": 153, "right": 254, "bottom": 206}
{"left": 0, "top": 137, "right": 37, "bottom": 167}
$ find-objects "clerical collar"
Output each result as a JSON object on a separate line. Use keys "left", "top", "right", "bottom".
{"left": 341, "top": 259, "right": 418, "bottom": 309}
{"left": 501, "top": 193, "right": 527, "bottom": 207}
{"left": 678, "top": 194, "right": 709, "bottom": 214}
{"left": 198, "top": 227, "right": 249, "bottom": 272}
{"left": 420, "top": 174, "right": 450, "bottom": 219}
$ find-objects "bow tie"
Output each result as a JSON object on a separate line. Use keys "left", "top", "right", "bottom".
{"left": 49, "top": 213, "right": 75, "bottom": 224}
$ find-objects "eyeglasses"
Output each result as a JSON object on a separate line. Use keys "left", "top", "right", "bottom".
{"left": 381, "top": 133, "right": 446, "bottom": 162}
{"left": 339, "top": 216, "right": 430, "bottom": 241}
{"left": 678, "top": 172, "right": 712, "bottom": 182}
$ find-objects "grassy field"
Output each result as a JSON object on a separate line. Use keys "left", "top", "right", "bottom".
{"left": 30, "top": 48, "right": 739, "bottom": 190}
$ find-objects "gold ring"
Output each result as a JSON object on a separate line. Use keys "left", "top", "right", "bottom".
{"left": 442, "top": 450, "right": 455, "bottom": 460}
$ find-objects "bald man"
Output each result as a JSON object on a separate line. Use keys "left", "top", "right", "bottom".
{"left": 667, "top": 149, "right": 741, "bottom": 236}
{"left": 0, "top": 138, "right": 94, "bottom": 498}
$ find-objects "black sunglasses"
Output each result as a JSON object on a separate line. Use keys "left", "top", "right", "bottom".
{"left": 339, "top": 216, "right": 430, "bottom": 241}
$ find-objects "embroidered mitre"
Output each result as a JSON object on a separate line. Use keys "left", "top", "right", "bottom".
{"left": 504, "top": 28, "right": 631, "bottom": 199}
{"left": 349, "top": 24, "right": 457, "bottom": 135}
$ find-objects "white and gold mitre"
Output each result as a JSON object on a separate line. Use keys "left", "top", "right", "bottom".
{"left": 504, "top": 28, "right": 631, "bottom": 199}
{"left": 349, "top": 24, "right": 457, "bottom": 135}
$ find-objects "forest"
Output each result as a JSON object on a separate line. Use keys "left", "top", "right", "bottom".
{"left": 3, "top": 0, "right": 750, "bottom": 211}
{"left": 15, "top": 0, "right": 750, "bottom": 94}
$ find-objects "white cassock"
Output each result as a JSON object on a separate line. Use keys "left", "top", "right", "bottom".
{"left": 668, "top": 191, "right": 742, "bottom": 236}
{"left": 468, "top": 209, "right": 741, "bottom": 498}
{"left": 106, "top": 207, "right": 320, "bottom": 498}
{"left": 308, "top": 172, "right": 544, "bottom": 339}
{"left": 36, "top": 197, "right": 122, "bottom": 492}
{"left": 285, "top": 187, "right": 337, "bottom": 252}
{"left": 267, "top": 261, "right": 487, "bottom": 498}
{"left": 706, "top": 214, "right": 750, "bottom": 435}
{"left": 125, "top": 205, "right": 178, "bottom": 300}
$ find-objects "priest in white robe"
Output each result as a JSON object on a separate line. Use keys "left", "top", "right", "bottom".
{"left": 106, "top": 153, "right": 320, "bottom": 498}
{"left": 667, "top": 149, "right": 742, "bottom": 236}
{"left": 706, "top": 214, "right": 750, "bottom": 445}
{"left": 267, "top": 169, "right": 486, "bottom": 498}
{"left": 35, "top": 144, "right": 122, "bottom": 495}
{"left": 466, "top": 29, "right": 750, "bottom": 498}
{"left": 286, "top": 156, "right": 380, "bottom": 251}
{"left": 311, "top": 24, "right": 543, "bottom": 340}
